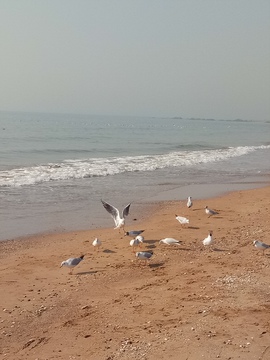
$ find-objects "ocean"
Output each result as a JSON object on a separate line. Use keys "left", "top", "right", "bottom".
{"left": 0, "top": 111, "right": 269, "bottom": 241}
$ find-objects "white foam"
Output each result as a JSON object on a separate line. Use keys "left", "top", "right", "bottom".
{"left": 0, "top": 145, "right": 269, "bottom": 187}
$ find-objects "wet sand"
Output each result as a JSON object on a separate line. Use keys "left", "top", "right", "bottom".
{"left": 1, "top": 186, "right": 270, "bottom": 359}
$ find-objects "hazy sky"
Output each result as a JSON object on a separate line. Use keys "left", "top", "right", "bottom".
{"left": 0, "top": 1, "right": 269, "bottom": 119}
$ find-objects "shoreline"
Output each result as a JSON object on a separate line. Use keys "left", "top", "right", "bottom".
{"left": 1, "top": 174, "right": 269, "bottom": 243}
{"left": 1, "top": 185, "right": 270, "bottom": 359}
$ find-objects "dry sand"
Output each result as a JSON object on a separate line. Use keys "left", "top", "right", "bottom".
{"left": 1, "top": 186, "right": 270, "bottom": 360}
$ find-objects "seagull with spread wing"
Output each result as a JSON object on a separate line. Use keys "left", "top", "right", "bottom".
{"left": 101, "top": 200, "right": 131, "bottom": 232}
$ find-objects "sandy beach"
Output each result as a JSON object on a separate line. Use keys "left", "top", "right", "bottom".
{"left": 1, "top": 185, "right": 270, "bottom": 360}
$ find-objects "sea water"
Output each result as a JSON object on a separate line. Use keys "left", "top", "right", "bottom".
{"left": 0, "top": 111, "right": 269, "bottom": 240}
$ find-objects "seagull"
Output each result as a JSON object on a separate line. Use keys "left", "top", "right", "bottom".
{"left": 130, "top": 238, "right": 140, "bottom": 252}
{"left": 253, "top": 240, "right": 270, "bottom": 255}
{"left": 205, "top": 206, "right": 219, "bottom": 217}
{"left": 92, "top": 238, "right": 102, "bottom": 251}
{"left": 203, "top": 231, "right": 213, "bottom": 248}
{"left": 136, "top": 235, "right": 144, "bottom": 247}
{"left": 135, "top": 251, "right": 153, "bottom": 265}
{"left": 60, "top": 255, "right": 84, "bottom": 275}
{"left": 187, "top": 196, "right": 193, "bottom": 208}
{"left": 159, "top": 238, "right": 181, "bottom": 246}
{"left": 125, "top": 230, "right": 144, "bottom": 237}
{"left": 175, "top": 215, "right": 189, "bottom": 226}
{"left": 101, "top": 200, "right": 131, "bottom": 232}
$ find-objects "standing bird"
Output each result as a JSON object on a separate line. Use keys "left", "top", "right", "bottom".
{"left": 60, "top": 255, "right": 84, "bottom": 275}
{"left": 136, "top": 235, "right": 144, "bottom": 247}
{"left": 101, "top": 200, "right": 131, "bottom": 232}
{"left": 203, "top": 231, "right": 213, "bottom": 248}
{"left": 253, "top": 240, "right": 270, "bottom": 255}
{"left": 205, "top": 206, "right": 219, "bottom": 217}
{"left": 135, "top": 251, "right": 153, "bottom": 265}
{"left": 175, "top": 215, "right": 189, "bottom": 227}
{"left": 124, "top": 230, "right": 144, "bottom": 237}
{"left": 130, "top": 238, "right": 140, "bottom": 252}
{"left": 92, "top": 238, "right": 102, "bottom": 251}
{"left": 159, "top": 238, "right": 181, "bottom": 246}
{"left": 187, "top": 196, "right": 193, "bottom": 209}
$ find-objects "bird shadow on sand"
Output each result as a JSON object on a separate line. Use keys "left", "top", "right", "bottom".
{"left": 145, "top": 244, "right": 156, "bottom": 249}
{"left": 149, "top": 262, "right": 165, "bottom": 268}
{"left": 76, "top": 270, "right": 100, "bottom": 275}
{"left": 165, "top": 246, "right": 191, "bottom": 251}
{"left": 144, "top": 240, "right": 158, "bottom": 244}
{"left": 103, "top": 249, "right": 117, "bottom": 254}
{"left": 212, "top": 247, "right": 229, "bottom": 252}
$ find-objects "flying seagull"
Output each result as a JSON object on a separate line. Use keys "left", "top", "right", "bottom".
{"left": 187, "top": 196, "right": 193, "bottom": 209}
{"left": 205, "top": 206, "right": 219, "bottom": 217}
{"left": 253, "top": 240, "right": 270, "bottom": 255}
{"left": 60, "top": 255, "right": 84, "bottom": 275}
{"left": 101, "top": 200, "right": 131, "bottom": 232}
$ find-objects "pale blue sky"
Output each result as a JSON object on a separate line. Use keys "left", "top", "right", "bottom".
{"left": 0, "top": 0, "right": 269, "bottom": 119}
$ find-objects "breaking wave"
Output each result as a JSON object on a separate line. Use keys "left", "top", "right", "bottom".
{"left": 1, "top": 145, "right": 269, "bottom": 187}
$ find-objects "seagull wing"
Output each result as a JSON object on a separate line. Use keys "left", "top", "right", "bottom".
{"left": 144, "top": 252, "right": 153, "bottom": 259}
{"left": 101, "top": 200, "right": 120, "bottom": 225}
{"left": 69, "top": 257, "right": 82, "bottom": 266}
{"left": 122, "top": 203, "right": 131, "bottom": 218}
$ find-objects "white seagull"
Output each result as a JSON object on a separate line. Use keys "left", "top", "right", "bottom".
{"left": 253, "top": 240, "right": 270, "bottom": 255}
{"left": 130, "top": 238, "right": 140, "bottom": 252}
{"left": 203, "top": 231, "right": 213, "bottom": 248}
{"left": 159, "top": 238, "right": 181, "bottom": 246}
{"left": 187, "top": 196, "right": 193, "bottom": 209}
{"left": 101, "top": 200, "right": 131, "bottom": 232}
{"left": 175, "top": 215, "right": 189, "bottom": 227}
{"left": 135, "top": 251, "right": 153, "bottom": 265}
{"left": 136, "top": 235, "right": 144, "bottom": 247}
{"left": 60, "top": 255, "right": 84, "bottom": 275}
{"left": 205, "top": 206, "right": 219, "bottom": 217}
{"left": 125, "top": 230, "right": 144, "bottom": 237}
{"left": 92, "top": 238, "right": 102, "bottom": 251}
